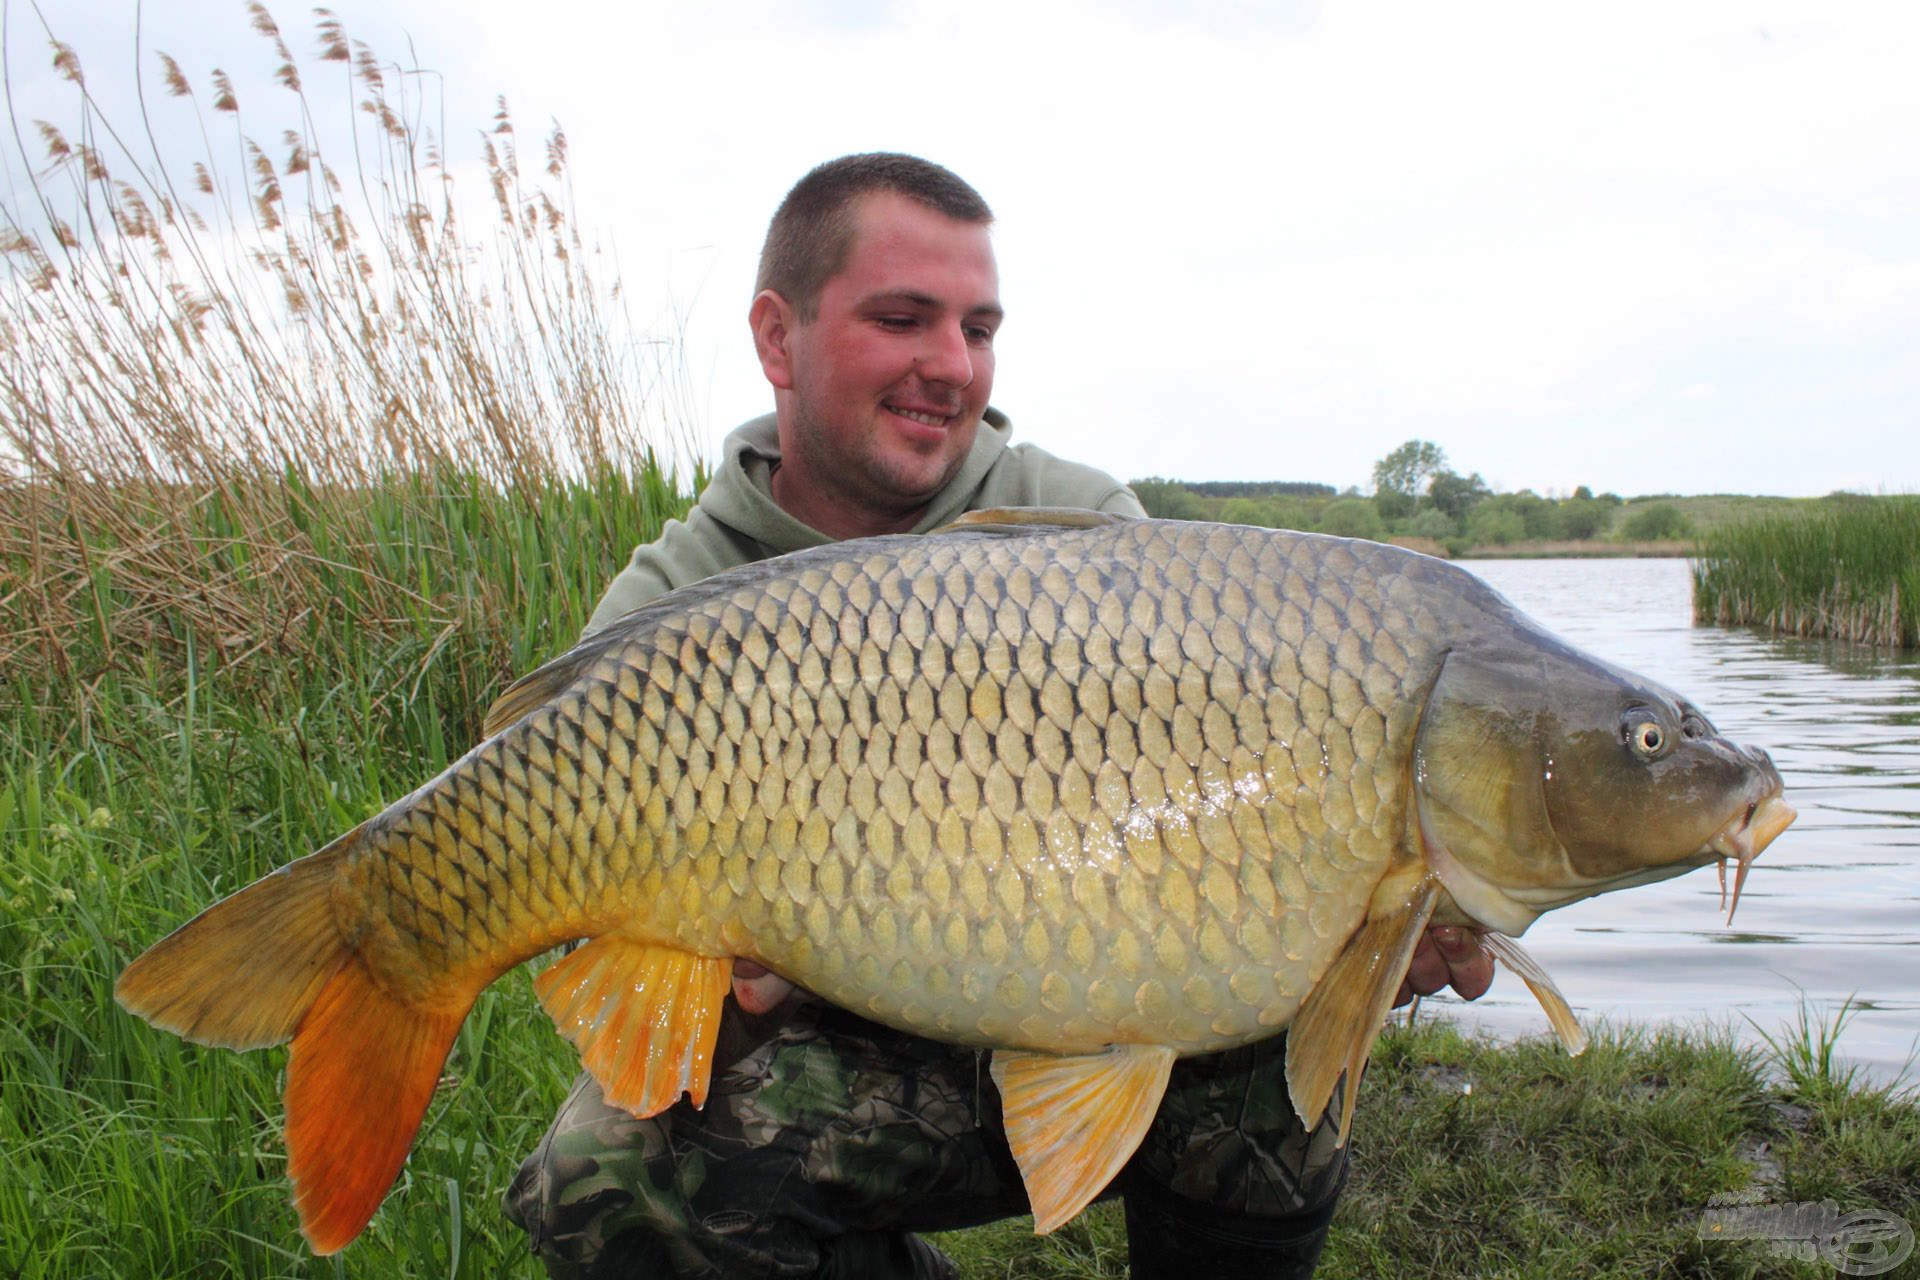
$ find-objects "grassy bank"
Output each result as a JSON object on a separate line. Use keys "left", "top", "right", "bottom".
{"left": 937, "top": 1017, "right": 1920, "bottom": 1279}
{"left": 1, "top": 471, "right": 689, "bottom": 1279}
{"left": 1693, "top": 497, "right": 1920, "bottom": 648}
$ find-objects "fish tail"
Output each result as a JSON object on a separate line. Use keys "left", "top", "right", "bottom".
{"left": 283, "top": 948, "right": 466, "bottom": 1253}
{"left": 115, "top": 825, "right": 366, "bottom": 1050}
{"left": 116, "top": 822, "right": 471, "bottom": 1254}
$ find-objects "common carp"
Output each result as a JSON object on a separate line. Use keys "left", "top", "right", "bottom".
{"left": 117, "top": 510, "right": 1794, "bottom": 1253}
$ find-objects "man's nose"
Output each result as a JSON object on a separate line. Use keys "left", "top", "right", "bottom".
{"left": 916, "top": 321, "right": 974, "bottom": 387}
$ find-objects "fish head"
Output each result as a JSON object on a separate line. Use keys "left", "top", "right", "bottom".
{"left": 1412, "top": 627, "right": 1794, "bottom": 935}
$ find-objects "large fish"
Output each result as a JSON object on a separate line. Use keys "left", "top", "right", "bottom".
{"left": 117, "top": 511, "right": 1794, "bottom": 1253}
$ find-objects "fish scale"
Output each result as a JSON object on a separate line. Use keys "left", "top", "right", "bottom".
{"left": 118, "top": 512, "right": 1796, "bottom": 1251}
{"left": 330, "top": 520, "right": 1433, "bottom": 1052}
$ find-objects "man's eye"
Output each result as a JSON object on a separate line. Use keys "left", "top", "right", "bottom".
{"left": 965, "top": 325, "right": 996, "bottom": 345}
{"left": 875, "top": 316, "right": 915, "bottom": 331}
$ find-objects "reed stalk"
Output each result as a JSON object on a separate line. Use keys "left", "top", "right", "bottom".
{"left": 1692, "top": 497, "right": 1920, "bottom": 649}
{"left": 0, "top": 2, "right": 696, "bottom": 739}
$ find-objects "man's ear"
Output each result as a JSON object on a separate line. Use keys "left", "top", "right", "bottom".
{"left": 750, "top": 290, "right": 798, "bottom": 391}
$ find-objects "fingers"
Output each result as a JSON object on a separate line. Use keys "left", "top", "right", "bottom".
{"left": 730, "top": 959, "right": 798, "bottom": 1014}
{"left": 1436, "top": 927, "right": 1495, "bottom": 1001}
{"left": 1392, "top": 927, "right": 1496, "bottom": 1008}
{"left": 1394, "top": 933, "right": 1449, "bottom": 1008}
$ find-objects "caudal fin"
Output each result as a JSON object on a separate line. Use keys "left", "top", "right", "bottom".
{"left": 116, "top": 822, "right": 473, "bottom": 1254}
{"left": 285, "top": 960, "right": 466, "bottom": 1253}
{"left": 115, "top": 826, "right": 365, "bottom": 1048}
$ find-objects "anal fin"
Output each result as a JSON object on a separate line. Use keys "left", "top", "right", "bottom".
{"left": 1285, "top": 875, "right": 1440, "bottom": 1143}
{"left": 990, "top": 1043, "right": 1176, "bottom": 1234}
{"left": 534, "top": 937, "right": 732, "bottom": 1116}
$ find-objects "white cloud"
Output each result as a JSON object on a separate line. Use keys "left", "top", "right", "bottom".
{"left": 18, "top": 0, "right": 1920, "bottom": 495}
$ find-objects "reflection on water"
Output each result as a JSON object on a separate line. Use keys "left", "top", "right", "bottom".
{"left": 1425, "top": 558, "right": 1920, "bottom": 1084}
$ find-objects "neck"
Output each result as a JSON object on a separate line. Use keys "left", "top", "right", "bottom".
{"left": 770, "top": 462, "right": 927, "bottom": 541}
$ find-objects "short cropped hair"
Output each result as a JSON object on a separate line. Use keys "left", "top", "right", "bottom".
{"left": 756, "top": 154, "right": 993, "bottom": 321}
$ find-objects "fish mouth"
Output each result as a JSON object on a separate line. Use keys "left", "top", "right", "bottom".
{"left": 1707, "top": 792, "right": 1796, "bottom": 925}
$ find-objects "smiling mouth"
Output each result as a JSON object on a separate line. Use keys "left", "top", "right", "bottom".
{"left": 886, "top": 404, "right": 957, "bottom": 428}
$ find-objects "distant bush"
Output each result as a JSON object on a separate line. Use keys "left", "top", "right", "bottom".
{"left": 1318, "top": 498, "right": 1387, "bottom": 540}
{"left": 1560, "top": 498, "right": 1614, "bottom": 540}
{"left": 1497, "top": 492, "right": 1562, "bottom": 540}
{"left": 1183, "top": 480, "right": 1336, "bottom": 498}
{"left": 1132, "top": 478, "right": 1207, "bottom": 520}
{"left": 1465, "top": 505, "right": 1525, "bottom": 546}
{"left": 1373, "top": 488, "right": 1416, "bottom": 522}
{"left": 1219, "top": 497, "right": 1279, "bottom": 527}
{"left": 1406, "top": 509, "right": 1457, "bottom": 541}
{"left": 1621, "top": 504, "right": 1694, "bottom": 541}
{"left": 1428, "top": 470, "right": 1492, "bottom": 520}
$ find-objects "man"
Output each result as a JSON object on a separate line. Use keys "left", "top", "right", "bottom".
{"left": 506, "top": 154, "right": 1492, "bottom": 1279}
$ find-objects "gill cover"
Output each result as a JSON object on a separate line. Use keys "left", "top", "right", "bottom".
{"left": 1412, "top": 642, "right": 1564, "bottom": 935}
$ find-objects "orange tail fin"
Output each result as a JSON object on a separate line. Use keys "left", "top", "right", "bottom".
{"left": 115, "top": 822, "right": 473, "bottom": 1254}
{"left": 284, "top": 960, "right": 466, "bottom": 1253}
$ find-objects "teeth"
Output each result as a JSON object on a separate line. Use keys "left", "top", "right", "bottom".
{"left": 890, "top": 407, "right": 949, "bottom": 427}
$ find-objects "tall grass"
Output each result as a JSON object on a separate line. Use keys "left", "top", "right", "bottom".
{"left": 1, "top": 7, "right": 694, "bottom": 1275}
{"left": 1692, "top": 496, "right": 1920, "bottom": 648}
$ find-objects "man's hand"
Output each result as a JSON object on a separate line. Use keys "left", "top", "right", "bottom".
{"left": 1393, "top": 926, "right": 1494, "bottom": 1008}
{"left": 731, "top": 959, "right": 799, "bottom": 1014}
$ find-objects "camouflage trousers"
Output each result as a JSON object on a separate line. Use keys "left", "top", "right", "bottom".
{"left": 505, "top": 997, "right": 1348, "bottom": 1279}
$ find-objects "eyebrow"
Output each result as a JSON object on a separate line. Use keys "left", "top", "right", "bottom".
{"left": 861, "top": 289, "right": 1005, "bottom": 322}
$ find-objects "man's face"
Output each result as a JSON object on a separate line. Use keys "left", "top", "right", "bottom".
{"left": 772, "top": 192, "right": 1001, "bottom": 521}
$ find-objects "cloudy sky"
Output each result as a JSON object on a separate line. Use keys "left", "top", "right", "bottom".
{"left": 15, "top": 1, "right": 1920, "bottom": 497}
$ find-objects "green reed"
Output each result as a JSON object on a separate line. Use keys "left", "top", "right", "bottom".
{"left": 1692, "top": 496, "right": 1920, "bottom": 649}
{"left": 0, "top": 7, "right": 696, "bottom": 1274}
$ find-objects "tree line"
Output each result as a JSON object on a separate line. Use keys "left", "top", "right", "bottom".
{"left": 1132, "top": 440, "right": 1696, "bottom": 549}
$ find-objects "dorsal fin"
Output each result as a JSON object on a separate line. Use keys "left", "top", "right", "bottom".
{"left": 482, "top": 643, "right": 610, "bottom": 738}
{"left": 930, "top": 507, "right": 1129, "bottom": 536}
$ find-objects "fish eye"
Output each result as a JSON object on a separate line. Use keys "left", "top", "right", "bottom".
{"left": 1622, "top": 710, "right": 1669, "bottom": 760}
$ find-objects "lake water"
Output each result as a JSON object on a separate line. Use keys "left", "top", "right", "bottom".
{"left": 1418, "top": 557, "right": 1920, "bottom": 1086}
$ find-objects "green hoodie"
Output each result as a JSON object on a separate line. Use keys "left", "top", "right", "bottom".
{"left": 585, "top": 409, "right": 1145, "bottom": 634}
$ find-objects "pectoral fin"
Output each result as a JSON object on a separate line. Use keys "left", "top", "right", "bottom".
{"left": 1480, "top": 932, "right": 1587, "bottom": 1056}
{"left": 534, "top": 937, "right": 732, "bottom": 1116}
{"left": 1285, "top": 875, "right": 1440, "bottom": 1142}
{"left": 991, "top": 1043, "right": 1177, "bottom": 1234}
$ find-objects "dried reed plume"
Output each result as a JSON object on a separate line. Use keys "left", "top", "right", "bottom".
{"left": 1, "top": 5, "right": 695, "bottom": 715}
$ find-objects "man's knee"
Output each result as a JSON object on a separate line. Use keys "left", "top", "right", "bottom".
{"left": 506, "top": 1012, "right": 1007, "bottom": 1277}
{"left": 1121, "top": 1034, "right": 1349, "bottom": 1278}
{"left": 505, "top": 1072, "right": 677, "bottom": 1273}
{"left": 1122, "top": 1172, "right": 1345, "bottom": 1280}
